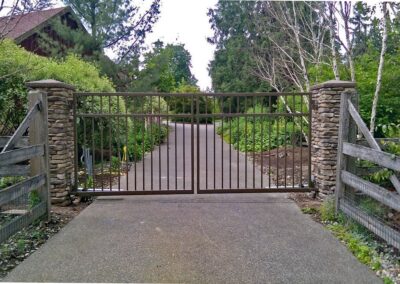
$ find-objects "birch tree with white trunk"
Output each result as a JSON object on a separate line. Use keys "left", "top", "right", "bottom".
{"left": 370, "top": 2, "right": 389, "bottom": 136}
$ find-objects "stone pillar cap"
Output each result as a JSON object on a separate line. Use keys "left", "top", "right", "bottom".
{"left": 26, "top": 79, "right": 75, "bottom": 91}
{"left": 311, "top": 80, "right": 356, "bottom": 91}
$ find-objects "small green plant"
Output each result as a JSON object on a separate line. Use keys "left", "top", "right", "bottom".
{"left": 366, "top": 168, "right": 392, "bottom": 187}
{"left": 319, "top": 197, "right": 337, "bottom": 222}
{"left": 28, "top": 190, "right": 41, "bottom": 208}
{"left": 85, "top": 176, "right": 94, "bottom": 189}
{"left": 383, "top": 141, "right": 400, "bottom": 155}
{"left": 16, "top": 239, "right": 26, "bottom": 254}
{"left": 0, "top": 176, "right": 24, "bottom": 190}
{"left": 327, "top": 222, "right": 380, "bottom": 268}
{"left": 111, "top": 156, "right": 121, "bottom": 172}
{"left": 383, "top": 276, "right": 394, "bottom": 284}
{"left": 301, "top": 207, "right": 318, "bottom": 214}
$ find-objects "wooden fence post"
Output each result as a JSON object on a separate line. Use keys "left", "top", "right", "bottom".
{"left": 335, "top": 92, "right": 350, "bottom": 212}
{"left": 335, "top": 90, "right": 358, "bottom": 212}
{"left": 28, "top": 90, "right": 50, "bottom": 220}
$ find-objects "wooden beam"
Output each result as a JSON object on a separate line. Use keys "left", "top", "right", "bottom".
{"left": 0, "top": 165, "right": 30, "bottom": 177}
{"left": 0, "top": 145, "right": 44, "bottom": 167}
{"left": 343, "top": 142, "right": 400, "bottom": 171}
{"left": 340, "top": 200, "right": 400, "bottom": 250}
{"left": 348, "top": 101, "right": 380, "bottom": 149}
{"left": 0, "top": 136, "right": 29, "bottom": 148}
{"left": 336, "top": 92, "right": 351, "bottom": 212}
{"left": 348, "top": 100, "right": 400, "bottom": 190}
{"left": 1, "top": 99, "right": 40, "bottom": 153}
{"left": 28, "top": 90, "right": 50, "bottom": 220}
{"left": 390, "top": 175, "right": 400, "bottom": 194}
{"left": 341, "top": 171, "right": 400, "bottom": 211}
{"left": 0, "top": 174, "right": 45, "bottom": 206}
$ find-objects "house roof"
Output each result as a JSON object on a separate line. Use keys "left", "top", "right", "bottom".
{"left": 0, "top": 6, "right": 75, "bottom": 42}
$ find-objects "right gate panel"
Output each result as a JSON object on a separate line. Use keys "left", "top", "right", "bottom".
{"left": 196, "top": 93, "right": 313, "bottom": 193}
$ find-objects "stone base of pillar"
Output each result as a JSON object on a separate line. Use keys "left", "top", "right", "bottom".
{"left": 311, "top": 80, "right": 357, "bottom": 195}
{"left": 27, "top": 80, "right": 75, "bottom": 206}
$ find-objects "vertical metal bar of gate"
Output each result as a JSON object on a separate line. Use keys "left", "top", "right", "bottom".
{"left": 72, "top": 92, "right": 313, "bottom": 195}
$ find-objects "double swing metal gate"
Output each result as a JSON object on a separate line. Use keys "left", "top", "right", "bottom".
{"left": 73, "top": 92, "right": 312, "bottom": 195}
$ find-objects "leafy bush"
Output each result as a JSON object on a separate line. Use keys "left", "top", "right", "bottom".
{"left": 319, "top": 196, "right": 338, "bottom": 222}
{"left": 126, "top": 122, "right": 169, "bottom": 161}
{"left": 0, "top": 40, "right": 114, "bottom": 135}
{"left": 217, "top": 104, "right": 303, "bottom": 152}
{"left": 166, "top": 81, "right": 213, "bottom": 123}
{"left": 111, "top": 156, "right": 121, "bottom": 171}
{"left": 28, "top": 190, "right": 41, "bottom": 208}
{"left": 355, "top": 52, "right": 400, "bottom": 137}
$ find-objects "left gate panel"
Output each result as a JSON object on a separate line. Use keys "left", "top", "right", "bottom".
{"left": 73, "top": 93, "right": 194, "bottom": 195}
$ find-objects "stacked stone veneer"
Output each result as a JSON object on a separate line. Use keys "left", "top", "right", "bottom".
{"left": 310, "top": 80, "right": 357, "bottom": 195}
{"left": 27, "top": 80, "right": 75, "bottom": 206}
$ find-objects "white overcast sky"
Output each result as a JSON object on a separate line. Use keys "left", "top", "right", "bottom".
{"left": 2, "top": 0, "right": 218, "bottom": 90}
{"left": 143, "top": 0, "right": 218, "bottom": 90}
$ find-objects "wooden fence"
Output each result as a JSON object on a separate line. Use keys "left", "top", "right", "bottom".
{"left": 0, "top": 90, "right": 50, "bottom": 243}
{"left": 336, "top": 91, "right": 400, "bottom": 249}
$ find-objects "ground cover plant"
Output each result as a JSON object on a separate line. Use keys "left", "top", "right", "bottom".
{"left": 295, "top": 194, "right": 400, "bottom": 284}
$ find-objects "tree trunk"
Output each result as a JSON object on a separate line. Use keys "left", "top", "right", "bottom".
{"left": 340, "top": 2, "right": 355, "bottom": 82}
{"left": 329, "top": 2, "right": 340, "bottom": 80}
{"left": 292, "top": 1, "right": 311, "bottom": 91}
{"left": 370, "top": 2, "right": 388, "bottom": 136}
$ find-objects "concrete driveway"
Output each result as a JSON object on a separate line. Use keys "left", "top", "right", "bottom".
{"left": 4, "top": 194, "right": 379, "bottom": 283}
{"left": 3, "top": 123, "right": 380, "bottom": 283}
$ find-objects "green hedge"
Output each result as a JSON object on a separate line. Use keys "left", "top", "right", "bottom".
{"left": 217, "top": 104, "right": 303, "bottom": 152}
{"left": 0, "top": 40, "right": 115, "bottom": 134}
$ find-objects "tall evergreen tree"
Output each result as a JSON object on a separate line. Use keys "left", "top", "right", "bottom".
{"left": 207, "top": 1, "right": 270, "bottom": 93}
{"left": 62, "top": 0, "right": 160, "bottom": 59}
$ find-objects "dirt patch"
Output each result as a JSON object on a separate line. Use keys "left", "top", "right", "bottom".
{"left": 253, "top": 146, "right": 310, "bottom": 187}
{"left": 0, "top": 201, "right": 91, "bottom": 279}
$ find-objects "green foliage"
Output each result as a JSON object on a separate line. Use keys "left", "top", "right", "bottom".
{"left": 110, "top": 157, "right": 121, "bottom": 172}
{"left": 217, "top": 105, "right": 302, "bottom": 152}
{"left": 0, "top": 40, "right": 114, "bottom": 135}
{"left": 85, "top": 176, "right": 94, "bottom": 188}
{"left": 28, "top": 191, "right": 41, "bottom": 209}
{"left": 355, "top": 52, "right": 400, "bottom": 137}
{"left": 366, "top": 169, "right": 392, "bottom": 187}
{"left": 383, "top": 141, "right": 400, "bottom": 155}
{"left": 126, "top": 122, "right": 168, "bottom": 161}
{"left": 319, "top": 197, "right": 338, "bottom": 223}
{"left": 207, "top": 1, "right": 271, "bottom": 93}
{"left": 383, "top": 277, "right": 394, "bottom": 284}
{"left": 16, "top": 239, "right": 26, "bottom": 254}
{"left": 327, "top": 222, "right": 380, "bottom": 269}
{"left": 167, "top": 81, "right": 212, "bottom": 123}
{"left": 301, "top": 207, "right": 318, "bottom": 214}
{"left": 62, "top": 0, "right": 160, "bottom": 59}
{"left": 0, "top": 177, "right": 24, "bottom": 190}
{"left": 130, "top": 42, "right": 197, "bottom": 93}
{"left": 361, "top": 141, "right": 400, "bottom": 187}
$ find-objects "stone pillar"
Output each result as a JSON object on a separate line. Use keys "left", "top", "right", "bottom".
{"left": 310, "top": 80, "right": 357, "bottom": 195}
{"left": 26, "top": 80, "right": 75, "bottom": 206}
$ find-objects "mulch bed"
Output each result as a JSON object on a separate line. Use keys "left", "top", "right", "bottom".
{"left": 0, "top": 201, "right": 91, "bottom": 279}
{"left": 253, "top": 146, "right": 310, "bottom": 187}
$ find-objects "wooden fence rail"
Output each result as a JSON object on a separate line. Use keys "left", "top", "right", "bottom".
{"left": 336, "top": 92, "right": 400, "bottom": 249}
{"left": 0, "top": 90, "right": 50, "bottom": 244}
